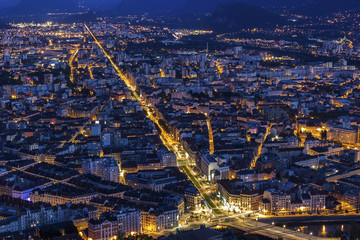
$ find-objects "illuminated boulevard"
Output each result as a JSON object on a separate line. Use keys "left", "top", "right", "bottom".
{"left": 69, "top": 48, "right": 79, "bottom": 83}
{"left": 84, "top": 24, "right": 223, "bottom": 215}
{"left": 83, "top": 24, "right": 337, "bottom": 240}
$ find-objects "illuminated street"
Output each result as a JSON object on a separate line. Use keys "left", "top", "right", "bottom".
{"left": 1, "top": 2, "right": 360, "bottom": 239}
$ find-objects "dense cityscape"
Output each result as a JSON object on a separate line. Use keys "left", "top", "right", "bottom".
{"left": 0, "top": 0, "right": 360, "bottom": 239}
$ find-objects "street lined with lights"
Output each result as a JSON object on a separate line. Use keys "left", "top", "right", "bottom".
{"left": 84, "top": 24, "right": 329, "bottom": 240}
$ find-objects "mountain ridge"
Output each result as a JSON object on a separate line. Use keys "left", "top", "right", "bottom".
{"left": 4, "top": 0, "right": 121, "bottom": 15}
{"left": 4, "top": 0, "right": 359, "bottom": 18}
{"left": 113, "top": 0, "right": 360, "bottom": 17}
{"left": 205, "top": 2, "right": 286, "bottom": 33}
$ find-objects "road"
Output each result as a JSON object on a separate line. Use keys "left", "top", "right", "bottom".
{"left": 12, "top": 112, "right": 40, "bottom": 122}
{"left": 341, "top": 76, "right": 360, "bottom": 99}
{"left": 84, "top": 25, "right": 335, "bottom": 240}
{"left": 181, "top": 165, "right": 222, "bottom": 215}
{"left": 84, "top": 24, "right": 179, "bottom": 149}
{"left": 149, "top": 212, "right": 337, "bottom": 240}
{"left": 205, "top": 115, "right": 214, "bottom": 154}
{"left": 250, "top": 123, "right": 273, "bottom": 169}
{"left": 225, "top": 219, "right": 324, "bottom": 240}
{"left": 70, "top": 48, "right": 79, "bottom": 83}
{"left": 56, "top": 119, "right": 90, "bottom": 149}
{"left": 215, "top": 212, "right": 331, "bottom": 240}
{"left": 84, "top": 24, "right": 223, "bottom": 214}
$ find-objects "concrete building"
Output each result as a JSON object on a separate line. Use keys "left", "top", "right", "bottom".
{"left": 82, "top": 157, "right": 120, "bottom": 183}
{"left": 141, "top": 205, "right": 178, "bottom": 232}
{"left": 88, "top": 208, "right": 142, "bottom": 240}
{"left": 263, "top": 189, "right": 291, "bottom": 213}
{"left": 198, "top": 152, "right": 229, "bottom": 182}
{"left": 30, "top": 184, "right": 98, "bottom": 205}
{"left": 126, "top": 168, "right": 187, "bottom": 192}
{"left": 0, "top": 196, "right": 97, "bottom": 234}
{"left": 158, "top": 150, "right": 177, "bottom": 167}
{"left": 217, "top": 179, "right": 261, "bottom": 211}
{"left": 88, "top": 218, "right": 118, "bottom": 240}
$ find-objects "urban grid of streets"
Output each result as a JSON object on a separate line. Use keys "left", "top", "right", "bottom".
{"left": 85, "top": 24, "right": 323, "bottom": 240}
{"left": 3, "top": 9, "right": 360, "bottom": 239}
